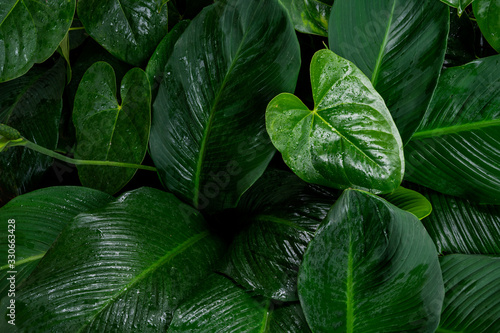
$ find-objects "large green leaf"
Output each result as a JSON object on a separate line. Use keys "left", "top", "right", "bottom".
{"left": 0, "top": 187, "right": 225, "bottom": 332}
{"left": 441, "top": 0, "right": 475, "bottom": 16}
{"left": 329, "top": 0, "right": 449, "bottom": 143}
{"left": 149, "top": 0, "right": 301, "bottom": 212}
{"left": 0, "top": 0, "right": 75, "bottom": 82}
{"left": 0, "top": 186, "right": 113, "bottom": 299}
{"left": 405, "top": 55, "right": 500, "bottom": 204}
{"left": 0, "top": 61, "right": 66, "bottom": 201}
{"left": 382, "top": 186, "right": 433, "bottom": 220}
{"left": 73, "top": 62, "right": 151, "bottom": 194}
{"left": 416, "top": 185, "right": 500, "bottom": 255}
{"left": 298, "top": 189, "right": 444, "bottom": 332}
{"left": 438, "top": 255, "right": 500, "bottom": 332}
{"left": 168, "top": 273, "right": 311, "bottom": 332}
{"left": 473, "top": 0, "right": 500, "bottom": 52}
{"left": 279, "top": 0, "right": 333, "bottom": 37}
{"left": 266, "top": 49, "right": 404, "bottom": 194}
{"left": 77, "top": 0, "right": 169, "bottom": 66}
{"left": 222, "top": 169, "right": 337, "bottom": 301}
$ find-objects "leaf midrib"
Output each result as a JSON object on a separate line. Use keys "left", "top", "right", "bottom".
{"left": 0, "top": 0, "right": 21, "bottom": 28}
{"left": 411, "top": 118, "right": 500, "bottom": 140}
{"left": 370, "top": 0, "right": 396, "bottom": 86}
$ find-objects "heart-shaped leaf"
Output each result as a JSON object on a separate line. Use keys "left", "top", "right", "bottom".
{"left": 0, "top": 0, "right": 75, "bottom": 82}
{"left": 77, "top": 0, "right": 169, "bottom": 66}
{"left": 222, "top": 169, "right": 337, "bottom": 301}
{"left": 266, "top": 49, "right": 404, "bottom": 194}
{"left": 329, "top": 0, "right": 449, "bottom": 143}
{"left": 382, "top": 186, "right": 432, "bottom": 220}
{"left": 73, "top": 62, "right": 151, "bottom": 194}
{"left": 405, "top": 55, "right": 500, "bottom": 204}
{"left": 0, "top": 187, "right": 225, "bottom": 332}
{"left": 168, "top": 273, "right": 311, "bottom": 332}
{"left": 438, "top": 254, "right": 500, "bottom": 332}
{"left": 279, "top": 0, "right": 333, "bottom": 37}
{"left": 473, "top": 0, "right": 500, "bottom": 52}
{"left": 149, "top": 0, "right": 301, "bottom": 212}
{"left": 0, "top": 186, "right": 113, "bottom": 300}
{"left": 442, "top": 0, "right": 475, "bottom": 16}
{"left": 298, "top": 189, "right": 444, "bottom": 332}
{"left": 0, "top": 61, "right": 66, "bottom": 201}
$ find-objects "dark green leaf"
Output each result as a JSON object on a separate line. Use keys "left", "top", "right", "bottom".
{"left": 150, "top": 0, "right": 301, "bottom": 212}
{"left": 298, "top": 189, "right": 443, "bottom": 332}
{"left": 279, "top": 0, "right": 333, "bottom": 36}
{"left": 329, "top": 0, "right": 449, "bottom": 143}
{"left": 405, "top": 55, "right": 500, "bottom": 204}
{"left": 438, "top": 255, "right": 500, "bottom": 332}
{"left": 382, "top": 186, "right": 432, "bottom": 220}
{"left": 473, "top": 0, "right": 500, "bottom": 52}
{"left": 0, "top": 187, "right": 225, "bottom": 332}
{"left": 266, "top": 49, "right": 404, "bottom": 194}
{"left": 441, "top": 0, "right": 475, "bottom": 16}
{"left": 73, "top": 62, "right": 151, "bottom": 194}
{"left": 0, "top": 61, "right": 66, "bottom": 200}
{"left": 223, "top": 169, "right": 337, "bottom": 301}
{"left": 0, "top": 186, "right": 113, "bottom": 300}
{"left": 77, "top": 0, "right": 169, "bottom": 66}
{"left": 0, "top": 0, "right": 75, "bottom": 82}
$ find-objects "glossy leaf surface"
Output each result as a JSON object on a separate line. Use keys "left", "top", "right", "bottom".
{"left": 0, "top": 0, "right": 75, "bottom": 82}
{"left": 382, "top": 186, "right": 433, "bottom": 220}
{"left": 329, "top": 0, "right": 449, "bottom": 143}
{"left": 0, "top": 61, "right": 66, "bottom": 200}
{"left": 442, "top": 0, "right": 475, "bottom": 15}
{"left": 298, "top": 189, "right": 443, "bottom": 332}
{"left": 438, "top": 255, "right": 500, "bottom": 332}
{"left": 0, "top": 187, "right": 225, "bottom": 332}
{"left": 405, "top": 55, "right": 500, "bottom": 204}
{"left": 73, "top": 62, "right": 151, "bottom": 194}
{"left": 150, "top": 0, "right": 301, "bottom": 212}
{"left": 473, "top": 0, "right": 500, "bottom": 52}
{"left": 0, "top": 187, "right": 113, "bottom": 299}
{"left": 279, "top": 0, "right": 333, "bottom": 36}
{"left": 168, "top": 274, "right": 311, "bottom": 332}
{"left": 266, "top": 49, "right": 404, "bottom": 194}
{"left": 223, "top": 169, "right": 337, "bottom": 301}
{"left": 77, "top": 0, "right": 169, "bottom": 66}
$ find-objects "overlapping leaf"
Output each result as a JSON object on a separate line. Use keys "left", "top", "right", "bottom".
{"left": 266, "top": 49, "right": 404, "bottom": 194}
{"left": 73, "top": 62, "right": 151, "bottom": 194}
{"left": 279, "top": 0, "right": 333, "bottom": 36}
{"left": 405, "top": 55, "right": 500, "bottom": 204}
{"left": 149, "top": 0, "right": 301, "bottom": 212}
{"left": 329, "top": 0, "right": 449, "bottom": 143}
{"left": 473, "top": 0, "right": 500, "bottom": 52}
{"left": 298, "top": 189, "right": 443, "bottom": 332}
{"left": 382, "top": 186, "right": 432, "bottom": 220}
{"left": 442, "top": 0, "right": 475, "bottom": 16}
{"left": 0, "top": 188, "right": 225, "bottom": 332}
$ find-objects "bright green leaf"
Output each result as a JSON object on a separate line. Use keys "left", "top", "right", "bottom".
{"left": 77, "top": 0, "right": 169, "bottom": 66}
{"left": 279, "top": 0, "right": 333, "bottom": 36}
{"left": 149, "top": 0, "right": 301, "bottom": 212}
{"left": 298, "top": 189, "right": 444, "bottom": 332}
{"left": 0, "top": 187, "right": 225, "bottom": 332}
{"left": 382, "top": 186, "right": 432, "bottom": 220}
{"left": 406, "top": 55, "right": 500, "bottom": 204}
{"left": 329, "top": 0, "right": 449, "bottom": 143}
{"left": 0, "top": 0, "right": 75, "bottom": 82}
{"left": 266, "top": 49, "right": 404, "bottom": 194}
{"left": 441, "top": 0, "right": 475, "bottom": 16}
{"left": 473, "top": 0, "right": 500, "bottom": 52}
{"left": 73, "top": 62, "right": 151, "bottom": 194}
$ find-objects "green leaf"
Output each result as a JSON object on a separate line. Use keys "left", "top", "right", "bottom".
{"left": 416, "top": 185, "right": 500, "bottom": 255}
{"left": 73, "top": 62, "right": 151, "bottom": 194}
{"left": 438, "top": 255, "right": 500, "bottom": 333}
{"left": 279, "top": 0, "right": 333, "bottom": 37}
{"left": 149, "top": 0, "right": 301, "bottom": 212}
{"left": 266, "top": 49, "right": 404, "bottom": 194}
{"left": 441, "top": 0, "right": 475, "bottom": 16}
{"left": 473, "top": 0, "right": 500, "bottom": 52}
{"left": 145, "top": 20, "right": 190, "bottom": 100}
{"left": 168, "top": 274, "right": 311, "bottom": 332}
{"left": 0, "top": 0, "right": 75, "bottom": 82}
{"left": 0, "top": 186, "right": 113, "bottom": 300}
{"left": 382, "top": 186, "right": 432, "bottom": 220}
{"left": 57, "top": 32, "right": 72, "bottom": 83}
{"left": 329, "top": 0, "right": 449, "bottom": 143}
{"left": 222, "top": 169, "right": 337, "bottom": 301}
{"left": 0, "top": 187, "right": 225, "bottom": 332}
{"left": 0, "top": 61, "right": 66, "bottom": 200}
{"left": 298, "top": 189, "right": 444, "bottom": 332}
{"left": 405, "top": 55, "right": 500, "bottom": 204}
{"left": 77, "top": 0, "right": 169, "bottom": 66}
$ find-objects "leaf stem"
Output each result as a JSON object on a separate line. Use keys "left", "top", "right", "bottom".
{"left": 69, "top": 27, "right": 86, "bottom": 31}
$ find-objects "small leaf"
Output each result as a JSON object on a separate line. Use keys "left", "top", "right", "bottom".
{"left": 266, "top": 49, "right": 404, "bottom": 194}
{"left": 73, "top": 62, "right": 151, "bottom": 194}
{"left": 298, "top": 189, "right": 444, "bottom": 332}
{"left": 441, "top": 0, "right": 475, "bottom": 16}
{"left": 279, "top": 0, "right": 333, "bottom": 36}
{"left": 473, "top": 0, "right": 500, "bottom": 52}
{"left": 382, "top": 186, "right": 432, "bottom": 220}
